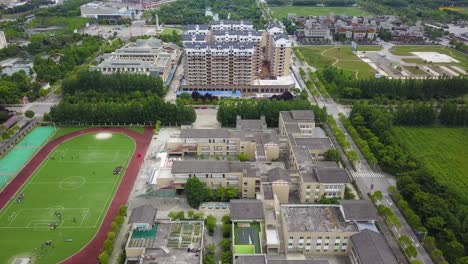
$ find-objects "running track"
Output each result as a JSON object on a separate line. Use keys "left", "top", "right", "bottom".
{"left": 0, "top": 127, "right": 153, "bottom": 264}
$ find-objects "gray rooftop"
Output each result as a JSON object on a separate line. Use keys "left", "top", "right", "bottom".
{"left": 171, "top": 161, "right": 257, "bottom": 176}
{"left": 281, "top": 110, "right": 315, "bottom": 123}
{"left": 262, "top": 184, "right": 274, "bottom": 200}
{"left": 180, "top": 128, "right": 230, "bottom": 138}
{"left": 128, "top": 205, "right": 157, "bottom": 224}
{"left": 268, "top": 260, "right": 329, "bottom": 264}
{"left": 281, "top": 205, "right": 358, "bottom": 233}
{"left": 267, "top": 167, "right": 290, "bottom": 183}
{"left": 315, "top": 167, "right": 350, "bottom": 184}
{"left": 351, "top": 229, "right": 398, "bottom": 264}
{"left": 230, "top": 199, "right": 264, "bottom": 221}
{"left": 290, "top": 136, "right": 333, "bottom": 151}
{"left": 234, "top": 255, "right": 266, "bottom": 264}
{"left": 341, "top": 200, "right": 377, "bottom": 222}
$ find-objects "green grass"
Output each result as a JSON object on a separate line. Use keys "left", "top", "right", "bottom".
{"left": 389, "top": 45, "right": 468, "bottom": 70}
{"left": 401, "top": 58, "right": 427, "bottom": 64}
{"left": 128, "top": 127, "right": 145, "bottom": 134}
{"left": 0, "top": 133, "right": 135, "bottom": 263}
{"left": 393, "top": 127, "right": 468, "bottom": 199}
{"left": 234, "top": 244, "right": 255, "bottom": 254}
{"left": 49, "top": 127, "right": 89, "bottom": 141}
{"left": 404, "top": 66, "right": 427, "bottom": 75}
{"left": 294, "top": 46, "right": 377, "bottom": 78}
{"left": 160, "top": 27, "right": 182, "bottom": 35}
{"left": 269, "top": 6, "right": 370, "bottom": 20}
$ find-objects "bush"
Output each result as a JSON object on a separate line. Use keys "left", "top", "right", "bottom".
{"left": 205, "top": 215, "right": 216, "bottom": 236}
{"left": 222, "top": 223, "right": 231, "bottom": 238}
{"left": 220, "top": 238, "right": 231, "bottom": 252}
{"left": 111, "top": 221, "right": 119, "bottom": 233}
{"left": 107, "top": 232, "right": 116, "bottom": 241}
{"left": 25, "top": 110, "right": 35, "bottom": 118}
{"left": 119, "top": 205, "right": 127, "bottom": 216}
{"left": 103, "top": 239, "right": 113, "bottom": 254}
{"left": 115, "top": 215, "right": 124, "bottom": 225}
{"left": 98, "top": 252, "right": 109, "bottom": 264}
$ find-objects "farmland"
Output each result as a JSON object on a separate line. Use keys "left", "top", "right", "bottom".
{"left": 269, "top": 6, "right": 370, "bottom": 20}
{"left": 392, "top": 127, "right": 468, "bottom": 198}
{"left": 294, "top": 45, "right": 379, "bottom": 78}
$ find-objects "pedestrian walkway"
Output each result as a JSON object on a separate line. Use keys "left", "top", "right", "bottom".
{"left": 0, "top": 126, "right": 55, "bottom": 189}
{"left": 351, "top": 171, "right": 386, "bottom": 178}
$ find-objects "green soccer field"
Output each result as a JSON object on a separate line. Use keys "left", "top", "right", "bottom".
{"left": 0, "top": 132, "right": 135, "bottom": 264}
{"left": 294, "top": 45, "right": 379, "bottom": 78}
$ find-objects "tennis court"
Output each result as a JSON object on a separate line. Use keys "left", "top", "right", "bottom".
{"left": 0, "top": 127, "right": 55, "bottom": 189}
{"left": 234, "top": 222, "right": 261, "bottom": 254}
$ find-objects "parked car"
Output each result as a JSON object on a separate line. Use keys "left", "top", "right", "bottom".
{"left": 215, "top": 204, "right": 220, "bottom": 209}
{"left": 208, "top": 204, "right": 213, "bottom": 209}
{"left": 201, "top": 204, "right": 206, "bottom": 209}
{"left": 222, "top": 204, "right": 227, "bottom": 209}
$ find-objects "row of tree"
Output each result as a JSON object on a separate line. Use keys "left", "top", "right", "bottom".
{"left": 63, "top": 71, "right": 166, "bottom": 97}
{"left": 216, "top": 99, "right": 327, "bottom": 127}
{"left": 45, "top": 96, "right": 196, "bottom": 125}
{"left": 348, "top": 102, "right": 468, "bottom": 263}
{"left": 185, "top": 177, "right": 238, "bottom": 209}
{"left": 321, "top": 65, "right": 468, "bottom": 100}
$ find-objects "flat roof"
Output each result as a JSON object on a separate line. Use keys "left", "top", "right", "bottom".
{"left": 230, "top": 199, "right": 264, "bottom": 221}
{"left": 341, "top": 200, "right": 377, "bottom": 221}
{"left": 351, "top": 229, "right": 398, "bottom": 264}
{"left": 281, "top": 205, "right": 358, "bottom": 233}
{"left": 180, "top": 128, "right": 230, "bottom": 138}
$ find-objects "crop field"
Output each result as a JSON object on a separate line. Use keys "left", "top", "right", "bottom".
{"left": 389, "top": 45, "right": 468, "bottom": 69}
{"left": 0, "top": 132, "right": 134, "bottom": 263}
{"left": 294, "top": 45, "right": 379, "bottom": 78}
{"left": 393, "top": 127, "right": 468, "bottom": 198}
{"left": 269, "top": 6, "right": 370, "bottom": 19}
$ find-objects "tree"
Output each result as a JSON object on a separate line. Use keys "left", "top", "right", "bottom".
{"left": 442, "top": 240, "right": 464, "bottom": 263}
{"left": 430, "top": 249, "right": 444, "bottom": 263}
{"left": 344, "top": 186, "right": 355, "bottom": 200}
{"left": 371, "top": 190, "right": 383, "bottom": 202}
{"left": 111, "top": 221, "right": 119, "bottom": 233}
{"left": 115, "top": 215, "right": 124, "bottom": 225}
{"left": 168, "top": 211, "right": 177, "bottom": 220}
{"left": 323, "top": 149, "right": 340, "bottom": 162}
{"left": 25, "top": 110, "right": 35, "bottom": 118}
{"left": 98, "top": 252, "right": 109, "bottom": 264}
{"left": 398, "top": 235, "right": 412, "bottom": 248}
{"left": 119, "top": 205, "right": 127, "bottom": 216}
{"left": 410, "top": 261, "right": 423, "bottom": 264}
{"left": 220, "top": 238, "right": 231, "bottom": 251}
{"left": 222, "top": 215, "right": 231, "bottom": 225}
{"left": 455, "top": 257, "right": 468, "bottom": 264}
{"left": 185, "top": 177, "right": 206, "bottom": 208}
{"left": 226, "top": 187, "right": 238, "bottom": 200}
{"left": 107, "top": 232, "right": 116, "bottom": 241}
{"left": 237, "top": 152, "right": 249, "bottom": 161}
{"left": 220, "top": 251, "right": 232, "bottom": 264}
{"left": 405, "top": 245, "right": 418, "bottom": 259}
{"left": 215, "top": 187, "right": 226, "bottom": 201}
{"left": 103, "top": 238, "right": 113, "bottom": 254}
{"left": 222, "top": 223, "right": 231, "bottom": 238}
{"left": 205, "top": 215, "right": 216, "bottom": 236}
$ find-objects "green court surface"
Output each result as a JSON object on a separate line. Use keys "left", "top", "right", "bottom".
{"left": 234, "top": 244, "right": 255, "bottom": 254}
{"left": 0, "top": 127, "right": 56, "bottom": 190}
{"left": 234, "top": 222, "right": 261, "bottom": 254}
{"left": 0, "top": 132, "right": 134, "bottom": 264}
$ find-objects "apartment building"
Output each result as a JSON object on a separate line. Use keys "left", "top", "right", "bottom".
{"left": 181, "top": 20, "right": 294, "bottom": 93}
{"left": 297, "top": 19, "right": 333, "bottom": 44}
{"left": 281, "top": 205, "right": 359, "bottom": 256}
{"left": 169, "top": 160, "right": 261, "bottom": 198}
{"left": 350, "top": 229, "right": 398, "bottom": 264}
{"left": 298, "top": 166, "right": 349, "bottom": 203}
{"left": 90, "top": 38, "right": 180, "bottom": 82}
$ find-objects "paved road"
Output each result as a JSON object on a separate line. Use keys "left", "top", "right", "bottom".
{"left": 165, "top": 59, "right": 184, "bottom": 103}
{"left": 291, "top": 54, "right": 433, "bottom": 264}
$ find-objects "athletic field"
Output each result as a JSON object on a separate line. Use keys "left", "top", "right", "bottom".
{"left": 294, "top": 45, "right": 380, "bottom": 78}
{"left": 0, "top": 132, "right": 135, "bottom": 263}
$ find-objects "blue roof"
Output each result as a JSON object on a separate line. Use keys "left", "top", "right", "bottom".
{"left": 177, "top": 90, "right": 241, "bottom": 98}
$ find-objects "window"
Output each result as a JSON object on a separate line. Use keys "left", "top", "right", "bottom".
{"left": 342, "top": 249, "right": 346, "bottom": 252}
{"left": 325, "top": 236, "right": 330, "bottom": 239}
{"left": 318, "top": 236, "right": 322, "bottom": 239}
{"left": 299, "top": 236, "right": 304, "bottom": 240}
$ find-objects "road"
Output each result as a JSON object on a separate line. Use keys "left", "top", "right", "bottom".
{"left": 291, "top": 53, "right": 433, "bottom": 264}
{"left": 165, "top": 59, "right": 184, "bottom": 102}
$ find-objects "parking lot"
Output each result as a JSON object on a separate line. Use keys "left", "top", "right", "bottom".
{"left": 199, "top": 202, "right": 230, "bottom": 221}
{"left": 83, "top": 20, "right": 157, "bottom": 40}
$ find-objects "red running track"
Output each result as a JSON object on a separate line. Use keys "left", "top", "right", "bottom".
{"left": 0, "top": 127, "right": 153, "bottom": 264}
